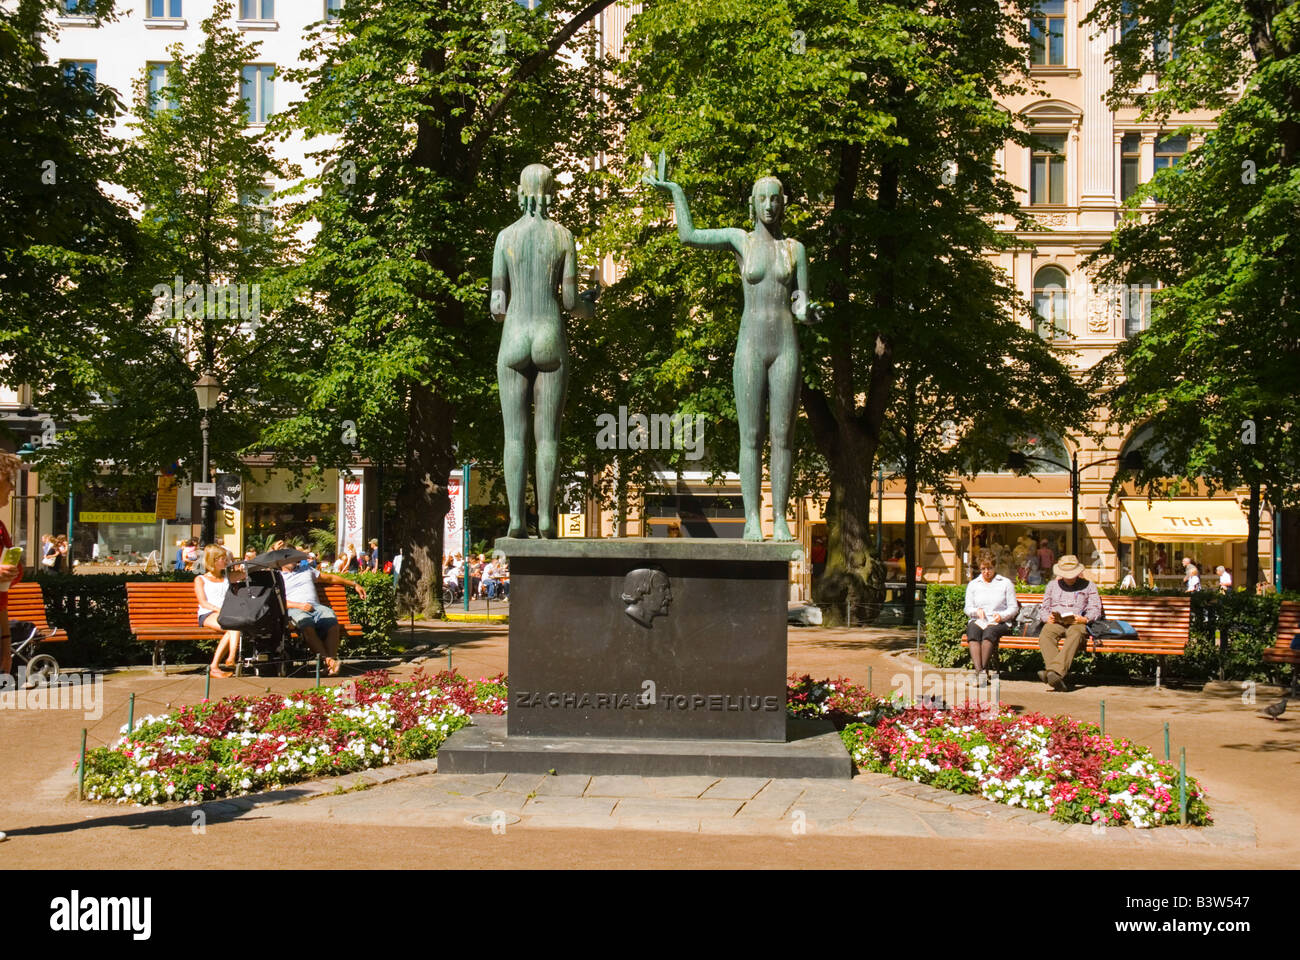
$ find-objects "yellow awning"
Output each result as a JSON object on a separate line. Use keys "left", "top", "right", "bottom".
{"left": 964, "top": 498, "right": 1072, "bottom": 524}
{"left": 805, "top": 498, "right": 925, "bottom": 524}
{"left": 1118, "top": 498, "right": 1248, "bottom": 543}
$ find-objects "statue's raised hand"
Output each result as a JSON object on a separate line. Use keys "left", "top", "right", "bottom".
{"left": 792, "top": 290, "right": 823, "bottom": 326}
{"left": 641, "top": 149, "right": 678, "bottom": 193}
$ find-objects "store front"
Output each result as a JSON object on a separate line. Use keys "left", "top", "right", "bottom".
{"left": 643, "top": 488, "right": 745, "bottom": 538}
{"left": 1118, "top": 498, "right": 1250, "bottom": 589}
{"left": 961, "top": 497, "right": 1093, "bottom": 583}
{"left": 803, "top": 497, "right": 930, "bottom": 594}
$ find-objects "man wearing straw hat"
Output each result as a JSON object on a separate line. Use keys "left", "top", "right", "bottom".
{"left": 1034, "top": 554, "right": 1102, "bottom": 692}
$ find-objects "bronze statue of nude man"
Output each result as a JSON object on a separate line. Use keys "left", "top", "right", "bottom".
{"left": 491, "top": 163, "right": 595, "bottom": 538}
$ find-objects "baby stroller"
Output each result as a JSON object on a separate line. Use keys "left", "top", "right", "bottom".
{"left": 6, "top": 619, "right": 61, "bottom": 686}
{"left": 221, "top": 566, "right": 303, "bottom": 677}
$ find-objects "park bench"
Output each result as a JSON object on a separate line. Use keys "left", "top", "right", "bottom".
{"left": 1263, "top": 602, "right": 1300, "bottom": 687}
{"left": 959, "top": 591, "right": 1192, "bottom": 686}
{"left": 6, "top": 582, "right": 61, "bottom": 644}
{"left": 125, "top": 580, "right": 363, "bottom": 672}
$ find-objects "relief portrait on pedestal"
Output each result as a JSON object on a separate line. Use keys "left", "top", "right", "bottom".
{"left": 621, "top": 567, "right": 672, "bottom": 628}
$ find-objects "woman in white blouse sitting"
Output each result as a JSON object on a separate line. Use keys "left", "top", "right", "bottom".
{"left": 964, "top": 550, "right": 1019, "bottom": 687}
{"left": 194, "top": 544, "right": 241, "bottom": 678}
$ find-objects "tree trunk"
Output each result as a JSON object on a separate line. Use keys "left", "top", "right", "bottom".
{"left": 811, "top": 422, "right": 884, "bottom": 625}
{"left": 1246, "top": 479, "right": 1261, "bottom": 593}
{"left": 395, "top": 382, "right": 455, "bottom": 619}
{"left": 904, "top": 458, "right": 918, "bottom": 625}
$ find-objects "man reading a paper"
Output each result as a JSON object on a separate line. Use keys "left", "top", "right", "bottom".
{"left": 1035, "top": 554, "right": 1102, "bottom": 692}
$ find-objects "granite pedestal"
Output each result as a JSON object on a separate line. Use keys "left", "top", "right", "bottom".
{"left": 436, "top": 538, "right": 854, "bottom": 779}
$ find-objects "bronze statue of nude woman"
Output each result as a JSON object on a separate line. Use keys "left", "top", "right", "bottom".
{"left": 644, "top": 154, "right": 820, "bottom": 541}
{"left": 491, "top": 163, "right": 596, "bottom": 538}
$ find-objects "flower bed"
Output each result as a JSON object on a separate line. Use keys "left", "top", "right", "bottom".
{"left": 82, "top": 669, "right": 506, "bottom": 805}
{"left": 842, "top": 703, "right": 1211, "bottom": 828}
{"left": 786, "top": 673, "right": 903, "bottom": 728}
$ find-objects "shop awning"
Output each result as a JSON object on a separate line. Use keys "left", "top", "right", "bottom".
{"left": 805, "top": 498, "right": 926, "bottom": 524}
{"left": 1118, "top": 498, "right": 1249, "bottom": 543}
{"left": 964, "top": 498, "right": 1072, "bottom": 524}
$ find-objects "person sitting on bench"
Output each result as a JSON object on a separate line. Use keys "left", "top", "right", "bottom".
{"left": 195, "top": 544, "right": 241, "bottom": 679}
{"left": 279, "top": 558, "right": 367, "bottom": 676}
{"left": 963, "top": 550, "right": 1018, "bottom": 688}
{"left": 1034, "top": 554, "right": 1102, "bottom": 693}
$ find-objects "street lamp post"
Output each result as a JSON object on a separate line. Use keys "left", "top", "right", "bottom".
{"left": 193, "top": 372, "right": 221, "bottom": 546}
{"left": 1005, "top": 447, "right": 1144, "bottom": 556}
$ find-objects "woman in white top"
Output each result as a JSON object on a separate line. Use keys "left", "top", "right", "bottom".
{"left": 194, "top": 544, "right": 240, "bottom": 679}
{"left": 963, "top": 550, "right": 1019, "bottom": 687}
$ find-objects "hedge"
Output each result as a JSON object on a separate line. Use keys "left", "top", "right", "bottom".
{"left": 27, "top": 570, "right": 396, "bottom": 669}
{"left": 925, "top": 582, "right": 1298, "bottom": 684}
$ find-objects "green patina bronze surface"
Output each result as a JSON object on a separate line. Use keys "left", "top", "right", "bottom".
{"left": 644, "top": 154, "right": 820, "bottom": 541}
{"left": 491, "top": 163, "right": 595, "bottom": 538}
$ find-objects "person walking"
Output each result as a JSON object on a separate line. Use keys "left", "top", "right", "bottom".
{"left": 963, "top": 550, "right": 1018, "bottom": 688}
{"left": 1216, "top": 565, "right": 1233, "bottom": 591}
{"left": 1182, "top": 557, "right": 1200, "bottom": 592}
{"left": 1034, "top": 555, "right": 1102, "bottom": 692}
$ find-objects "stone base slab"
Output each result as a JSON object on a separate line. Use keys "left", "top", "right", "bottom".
{"left": 437, "top": 714, "right": 854, "bottom": 779}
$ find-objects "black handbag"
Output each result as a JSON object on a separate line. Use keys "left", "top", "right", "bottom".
{"left": 217, "top": 581, "right": 281, "bottom": 631}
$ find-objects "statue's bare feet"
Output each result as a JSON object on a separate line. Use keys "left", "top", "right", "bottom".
{"left": 772, "top": 521, "right": 795, "bottom": 542}
{"left": 506, "top": 524, "right": 527, "bottom": 539}
{"left": 538, "top": 519, "right": 557, "bottom": 539}
{"left": 743, "top": 517, "right": 764, "bottom": 542}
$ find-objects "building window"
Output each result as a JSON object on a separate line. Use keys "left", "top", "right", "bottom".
{"left": 61, "top": 60, "right": 96, "bottom": 88}
{"left": 515, "top": 0, "right": 542, "bottom": 7}
{"left": 325, "top": 0, "right": 342, "bottom": 18}
{"left": 62, "top": 0, "right": 95, "bottom": 13}
{"left": 241, "top": 185, "right": 274, "bottom": 234}
{"left": 148, "top": 0, "right": 181, "bottom": 16}
{"left": 1030, "top": 133, "right": 1067, "bottom": 205}
{"left": 240, "top": 64, "right": 274, "bottom": 123}
{"left": 1030, "top": 0, "right": 1066, "bottom": 66}
{"left": 1153, "top": 134, "right": 1187, "bottom": 172}
{"left": 1120, "top": 133, "right": 1141, "bottom": 201}
{"left": 240, "top": 0, "right": 273, "bottom": 19}
{"left": 1123, "top": 280, "right": 1156, "bottom": 337}
{"left": 1034, "top": 265, "right": 1070, "bottom": 339}
{"left": 1153, "top": 27, "right": 1177, "bottom": 65}
{"left": 146, "top": 62, "right": 178, "bottom": 113}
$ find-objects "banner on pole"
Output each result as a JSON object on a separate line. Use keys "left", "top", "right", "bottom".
{"left": 444, "top": 473, "right": 463, "bottom": 560}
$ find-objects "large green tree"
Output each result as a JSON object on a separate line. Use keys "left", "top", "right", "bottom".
{"left": 270, "top": 0, "right": 619, "bottom": 615}
{"left": 21, "top": 0, "right": 295, "bottom": 508}
{"left": 1085, "top": 0, "right": 1300, "bottom": 590}
{"left": 880, "top": 298, "right": 1092, "bottom": 620}
{"left": 0, "top": 0, "right": 138, "bottom": 437}
{"left": 598, "top": 0, "right": 1042, "bottom": 619}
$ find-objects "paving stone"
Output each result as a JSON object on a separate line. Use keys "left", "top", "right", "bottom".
{"left": 609, "top": 815, "right": 703, "bottom": 833}
{"left": 981, "top": 804, "right": 1040, "bottom": 822}
{"left": 522, "top": 795, "right": 617, "bottom": 817}
{"left": 586, "top": 776, "right": 663, "bottom": 798}
{"left": 916, "top": 811, "right": 992, "bottom": 839}
{"left": 511, "top": 814, "right": 622, "bottom": 831}
{"left": 613, "top": 797, "right": 744, "bottom": 819}
{"left": 943, "top": 795, "right": 989, "bottom": 812}
{"left": 466, "top": 790, "right": 531, "bottom": 813}
{"left": 201, "top": 801, "right": 242, "bottom": 817}
{"left": 533, "top": 775, "right": 591, "bottom": 797}
{"left": 648, "top": 776, "right": 722, "bottom": 798}
{"left": 427, "top": 773, "right": 506, "bottom": 795}
{"left": 736, "top": 787, "right": 804, "bottom": 819}
{"left": 222, "top": 797, "right": 257, "bottom": 812}
{"left": 1030, "top": 818, "right": 1072, "bottom": 835}
{"left": 700, "top": 778, "right": 771, "bottom": 801}
{"left": 836, "top": 812, "right": 932, "bottom": 838}
{"left": 500, "top": 772, "right": 546, "bottom": 794}
{"left": 874, "top": 793, "right": 950, "bottom": 814}
{"left": 791, "top": 794, "right": 867, "bottom": 820}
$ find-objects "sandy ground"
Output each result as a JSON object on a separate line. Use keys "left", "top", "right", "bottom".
{"left": 0, "top": 621, "right": 1295, "bottom": 870}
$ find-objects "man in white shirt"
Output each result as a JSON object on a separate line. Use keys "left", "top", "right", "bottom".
{"left": 1182, "top": 557, "right": 1200, "bottom": 592}
{"left": 279, "top": 559, "right": 367, "bottom": 676}
{"left": 963, "top": 550, "right": 1019, "bottom": 687}
{"left": 1216, "top": 565, "right": 1233, "bottom": 591}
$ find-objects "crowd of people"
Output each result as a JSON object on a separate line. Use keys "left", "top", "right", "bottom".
{"left": 442, "top": 553, "right": 510, "bottom": 601}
